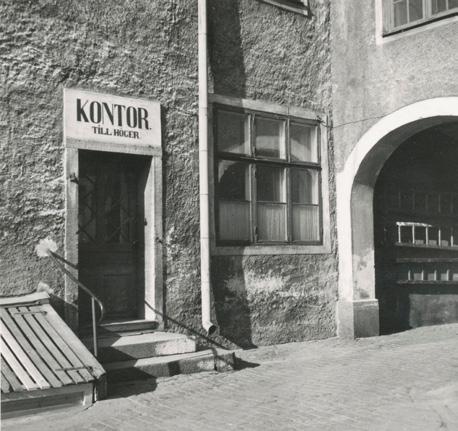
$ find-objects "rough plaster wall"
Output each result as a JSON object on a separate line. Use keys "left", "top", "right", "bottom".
{"left": 209, "top": 0, "right": 337, "bottom": 347}
{"left": 331, "top": 1, "right": 458, "bottom": 171}
{"left": 0, "top": 0, "right": 336, "bottom": 345}
{"left": 0, "top": 0, "right": 201, "bottom": 321}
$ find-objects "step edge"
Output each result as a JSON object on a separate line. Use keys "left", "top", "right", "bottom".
{"left": 95, "top": 333, "right": 196, "bottom": 348}
{"left": 104, "top": 349, "right": 234, "bottom": 371}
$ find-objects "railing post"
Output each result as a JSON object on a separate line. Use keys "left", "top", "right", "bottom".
{"left": 91, "top": 297, "right": 98, "bottom": 357}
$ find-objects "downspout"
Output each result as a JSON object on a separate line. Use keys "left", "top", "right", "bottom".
{"left": 198, "top": 0, "right": 216, "bottom": 335}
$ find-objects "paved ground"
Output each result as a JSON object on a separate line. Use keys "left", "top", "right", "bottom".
{"left": 5, "top": 324, "right": 458, "bottom": 430}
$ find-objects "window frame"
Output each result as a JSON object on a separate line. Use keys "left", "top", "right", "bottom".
{"left": 258, "top": 0, "right": 309, "bottom": 16}
{"left": 210, "top": 95, "right": 330, "bottom": 255}
{"left": 382, "top": 0, "right": 458, "bottom": 35}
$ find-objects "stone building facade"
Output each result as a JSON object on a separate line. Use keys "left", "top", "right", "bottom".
{"left": 332, "top": 0, "right": 458, "bottom": 337}
{"left": 1, "top": 0, "right": 458, "bottom": 347}
{"left": 1, "top": 0, "right": 336, "bottom": 348}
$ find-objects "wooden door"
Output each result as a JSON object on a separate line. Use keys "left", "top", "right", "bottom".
{"left": 78, "top": 151, "right": 147, "bottom": 324}
{"left": 374, "top": 132, "right": 458, "bottom": 334}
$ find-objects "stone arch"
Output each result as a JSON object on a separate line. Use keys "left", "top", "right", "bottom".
{"left": 336, "top": 97, "right": 458, "bottom": 338}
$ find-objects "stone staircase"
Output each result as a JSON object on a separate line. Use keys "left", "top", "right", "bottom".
{"left": 82, "top": 323, "right": 235, "bottom": 384}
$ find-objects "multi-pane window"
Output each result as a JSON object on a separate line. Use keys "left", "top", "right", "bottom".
{"left": 215, "top": 106, "right": 322, "bottom": 245}
{"left": 383, "top": 0, "right": 458, "bottom": 34}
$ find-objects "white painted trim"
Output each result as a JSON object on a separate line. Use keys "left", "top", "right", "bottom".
{"left": 143, "top": 154, "right": 163, "bottom": 324}
{"left": 209, "top": 93, "right": 324, "bottom": 120}
{"left": 63, "top": 91, "right": 163, "bottom": 329}
{"left": 257, "top": 0, "right": 309, "bottom": 16}
{"left": 65, "top": 151, "right": 163, "bottom": 328}
{"left": 337, "top": 97, "right": 458, "bottom": 302}
{"left": 375, "top": 0, "right": 458, "bottom": 45}
{"left": 213, "top": 244, "right": 330, "bottom": 256}
{"left": 66, "top": 138, "right": 161, "bottom": 157}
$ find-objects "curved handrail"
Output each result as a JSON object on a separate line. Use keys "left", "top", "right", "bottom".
{"left": 48, "top": 251, "right": 105, "bottom": 323}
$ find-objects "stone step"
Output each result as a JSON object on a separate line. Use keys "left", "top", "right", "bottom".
{"left": 99, "top": 319, "right": 158, "bottom": 336}
{"left": 80, "top": 320, "right": 158, "bottom": 339}
{"left": 104, "top": 349, "right": 236, "bottom": 383}
{"left": 84, "top": 332, "right": 197, "bottom": 363}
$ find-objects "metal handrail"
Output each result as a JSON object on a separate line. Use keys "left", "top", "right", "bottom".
{"left": 47, "top": 251, "right": 104, "bottom": 357}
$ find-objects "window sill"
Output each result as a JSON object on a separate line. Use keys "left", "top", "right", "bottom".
{"left": 212, "top": 243, "right": 331, "bottom": 256}
{"left": 383, "top": 10, "right": 458, "bottom": 37}
{"left": 257, "top": 0, "right": 309, "bottom": 16}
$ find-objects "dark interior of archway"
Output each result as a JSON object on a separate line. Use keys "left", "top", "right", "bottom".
{"left": 374, "top": 123, "right": 458, "bottom": 334}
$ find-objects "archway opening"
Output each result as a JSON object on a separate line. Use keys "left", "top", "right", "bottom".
{"left": 337, "top": 99, "right": 458, "bottom": 338}
{"left": 374, "top": 122, "right": 458, "bottom": 334}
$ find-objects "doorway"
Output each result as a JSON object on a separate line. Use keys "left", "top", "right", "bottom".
{"left": 77, "top": 150, "right": 149, "bottom": 325}
{"left": 374, "top": 125, "right": 458, "bottom": 333}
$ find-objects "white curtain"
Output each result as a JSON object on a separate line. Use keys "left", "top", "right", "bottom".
{"left": 292, "top": 205, "right": 320, "bottom": 241}
{"left": 257, "top": 203, "right": 287, "bottom": 241}
{"left": 219, "top": 201, "right": 250, "bottom": 240}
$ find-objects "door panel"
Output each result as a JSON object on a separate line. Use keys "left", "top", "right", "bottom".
{"left": 78, "top": 151, "right": 147, "bottom": 324}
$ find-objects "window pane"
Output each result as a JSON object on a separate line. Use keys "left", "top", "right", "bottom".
{"left": 257, "top": 203, "right": 287, "bottom": 241}
{"left": 218, "top": 161, "right": 250, "bottom": 201}
{"left": 409, "top": 0, "right": 423, "bottom": 21}
{"left": 291, "top": 168, "right": 319, "bottom": 205}
{"left": 394, "top": 0, "right": 408, "bottom": 26}
{"left": 218, "top": 201, "right": 250, "bottom": 241}
{"left": 432, "top": 0, "right": 447, "bottom": 13}
{"left": 257, "top": 166, "right": 286, "bottom": 202}
{"left": 450, "top": 0, "right": 458, "bottom": 9}
{"left": 216, "top": 110, "right": 250, "bottom": 154}
{"left": 292, "top": 205, "right": 320, "bottom": 242}
{"left": 255, "top": 117, "right": 286, "bottom": 159}
{"left": 290, "top": 123, "right": 317, "bottom": 162}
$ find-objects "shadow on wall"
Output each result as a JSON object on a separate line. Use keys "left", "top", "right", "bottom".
{"left": 212, "top": 256, "right": 257, "bottom": 349}
{"left": 144, "top": 301, "right": 259, "bottom": 370}
{"left": 207, "top": 0, "right": 252, "bottom": 347}
{"left": 208, "top": 0, "right": 246, "bottom": 97}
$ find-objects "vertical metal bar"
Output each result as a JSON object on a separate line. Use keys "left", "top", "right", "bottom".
{"left": 286, "top": 118, "right": 292, "bottom": 243}
{"left": 91, "top": 297, "right": 98, "bottom": 357}
{"left": 398, "top": 224, "right": 401, "bottom": 243}
{"left": 286, "top": 167, "right": 292, "bottom": 243}
{"left": 198, "top": 0, "right": 215, "bottom": 335}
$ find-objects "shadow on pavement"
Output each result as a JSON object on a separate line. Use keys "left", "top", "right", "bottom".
{"left": 234, "top": 357, "right": 260, "bottom": 370}
{"left": 107, "top": 378, "right": 158, "bottom": 399}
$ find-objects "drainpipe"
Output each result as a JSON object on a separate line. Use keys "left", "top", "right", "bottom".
{"left": 198, "top": 0, "right": 216, "bottom": 335}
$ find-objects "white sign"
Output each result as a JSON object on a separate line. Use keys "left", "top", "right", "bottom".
{"left": 64, "top": 88, "right": 160, "bottom": 148}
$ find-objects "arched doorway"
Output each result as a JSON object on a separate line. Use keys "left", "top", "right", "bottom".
{"left": 336, "top": 97, "right": 458, "bottom": 338}
{"left": 374, "top": 124, "right": 458, "bottom": 334}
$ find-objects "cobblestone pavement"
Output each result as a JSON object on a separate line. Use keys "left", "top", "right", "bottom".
{"left": 6, "top": 324, "right": 458, "bottom": 431}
